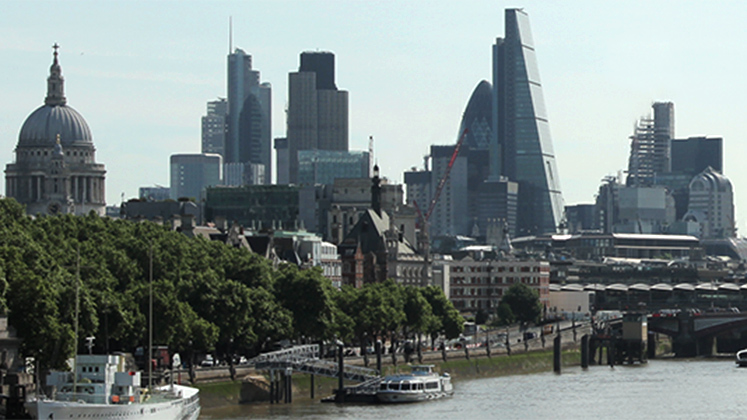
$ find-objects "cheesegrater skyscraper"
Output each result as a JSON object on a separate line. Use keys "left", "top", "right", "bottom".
{"left": 492, "top": 8, "right": 564, "bottom": 236}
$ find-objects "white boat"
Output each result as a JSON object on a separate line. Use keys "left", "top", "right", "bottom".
{"left": 736, "top": 349, "right": 747, "bottom": 367}
{"left": 26, "top": 353, "right": 200, "bottom": 420}
{"left": 376, "top": 365, "right": 453, "bottom": 403}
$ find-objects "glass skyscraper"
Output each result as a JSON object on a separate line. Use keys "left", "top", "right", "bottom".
{"left": 226, "top": 48, "right": 271, "bottom": 184}
{"left": 492, "top": 8, "right": 564, "bottom": 236}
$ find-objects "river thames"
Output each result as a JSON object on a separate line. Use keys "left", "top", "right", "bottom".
{"left": 201, "top": 359, "right": 747, "bottom": 419}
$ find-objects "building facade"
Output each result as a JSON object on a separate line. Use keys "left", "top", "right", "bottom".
{"left": 201, "top": 98, "right": 227, "bottom": 156}
{"left": 297, "top": 150, "right": 369, "bottom": 186}
{"left": 683, "top": 167, "right": 735, "bottom": 239}
{"left": 492, "top": 9, "right": 564, "bottom": 236}
{"left": 670, "top": 136, "right": 722, "bottom": 176}
{"left": 204, "top": 185, "right": 300, "bottom": 230}
{"left": 326, "top": 177, "right": 408, "bottom": 244}
{"left": 338, "top": 167, "right": 426, "bottom": 287}
{"left": 5, "top": 45, "right": 106, "bottom": 216}
{"left": 428, "top": 145, "right": 469, "bottom": 237}
{"left": 169, "top": 153, "right": 222, "bottom": 201}
{"left": 139, "top": 186, "right": 170, "bottom": 202}
{"left": 286, "top": 51, "right": 349, "bottom": 183}
{"left": 626, "top": 102, "right": 674, "bottom": 187}
{"left": 447, "top": 258, "right": 550, "bottom": 312}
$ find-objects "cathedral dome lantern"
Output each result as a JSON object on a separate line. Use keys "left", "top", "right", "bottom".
{"left": 17, "top": 44, "right": 92, "bottom": 148}
{"left": 5, "top": 44, "right": 106, "bottom": 216}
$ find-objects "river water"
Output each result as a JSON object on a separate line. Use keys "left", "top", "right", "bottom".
{"left": 200, "top": 359, "right": 747, "bottom": 419}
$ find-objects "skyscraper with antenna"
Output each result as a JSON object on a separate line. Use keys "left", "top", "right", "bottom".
{"left": 224, "top": 19, "right": 272, "bottom": 185}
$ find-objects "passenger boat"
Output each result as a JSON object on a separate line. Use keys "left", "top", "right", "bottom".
{"left": 25, "top": 353, "right": 200, "bottom": 419}
{"left": 736, "top": 348, "right": 747, "bottom": 367}
{"left": 376, "top": 365, "right": 453, "bottom": 403}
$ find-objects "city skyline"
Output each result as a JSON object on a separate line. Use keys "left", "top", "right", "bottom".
{"left": 2, "top": 1, "right": 747, "bottom": 233}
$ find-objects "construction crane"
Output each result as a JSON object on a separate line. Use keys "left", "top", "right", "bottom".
{"left": 411, "top": 128, "right": 468, "bottom": 286}
{"left": 421, "top": 127, "right": 469, "bottom": 226}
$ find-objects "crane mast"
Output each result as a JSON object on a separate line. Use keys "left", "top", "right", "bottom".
{"left": 414, "top": 128, "right": 468, "bottom": 287}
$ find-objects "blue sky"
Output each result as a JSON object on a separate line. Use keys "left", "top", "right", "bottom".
{"left": 2, "top": 1, "right": 747, "bottom": 233}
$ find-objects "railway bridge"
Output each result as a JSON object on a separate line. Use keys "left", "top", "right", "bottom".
{"left": 647, "top": 311, "right": 747, "bottom": 357}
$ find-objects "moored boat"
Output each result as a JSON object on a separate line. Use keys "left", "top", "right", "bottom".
{"left": 736, "top": 349, "right": 747, "bottom": 367}
{"left": 376, "top": 365, "right": 453, "bottom": 403}
{"left": 25, "top": 353, "right": 200, "bottom": 420}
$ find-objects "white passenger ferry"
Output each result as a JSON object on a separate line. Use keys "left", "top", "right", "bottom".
{"left": 377, "top": 365, "right": 453, "bottom": 403}
{"left": 26, "top": 354, "right": 200, "bottom": 420}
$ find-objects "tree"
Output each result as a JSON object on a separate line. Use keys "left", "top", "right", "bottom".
{"left": 499, "top": 283, "right": 542, "bottom": 324}
{"left": 494, "top": 302, "right": 515, "bottom": 326}
{"left": 274, "top": 264, "right": 337, "bottom": 342}
{"left": 474, "top": 308, "right": 489, "bottom": 325}
{"left": 403, "top": 287, "right": 436, "bottom": 338}
{"left": 420, "top": 286, "right": 464, "bottom": 344}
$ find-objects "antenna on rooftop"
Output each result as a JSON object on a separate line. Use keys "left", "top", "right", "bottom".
{"left": 369, "top": 135, "right": 374, "bottom": 176}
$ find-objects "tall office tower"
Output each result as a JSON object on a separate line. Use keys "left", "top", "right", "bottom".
{"left": 201, "top": 98, "right": 227, "bottom": 156}
{"left": 286, "top": 51, "right": 349, "bottom": 183}
{"left": 626, "top": 101, "right": 674, "bottom": 186}
{"left": 226, "top": 48, "right": 271, "bottom": 184}
{"left": 170, "top": 153, "right": 223, "bottom": 201}
{"left": 492, "top": 9, "right": 564, "bottom": 236}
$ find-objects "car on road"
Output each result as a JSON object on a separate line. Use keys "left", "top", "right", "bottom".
{"left": 200, "top": 355, "right": 215, "bottom": 367}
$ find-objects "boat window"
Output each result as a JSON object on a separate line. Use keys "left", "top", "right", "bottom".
{"left": 388, "top": 383, "right": 398, "bottom": 390}
{"left": 380, "top": 383, "right": 388, "bottom": 390}
{"left": 401, "top": 382, "right": 411, "bottom": 391}
{"left": 426, "top": 381, "right": 439, "bottom": 389}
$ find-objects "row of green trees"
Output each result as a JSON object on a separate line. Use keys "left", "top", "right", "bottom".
{"left": 0, "top": 199, "right": 463, "bottom": 372}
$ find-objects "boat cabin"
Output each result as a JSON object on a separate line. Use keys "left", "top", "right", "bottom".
{"left": 46, "top": 354, "right": 142, "bottom": 404}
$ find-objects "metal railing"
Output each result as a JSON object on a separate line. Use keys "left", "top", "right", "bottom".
{"left": 255, "top": 356, "right": 379, "bottom": 382}
{"left": 249, "top": 345, "right": 320, "bottom": 366}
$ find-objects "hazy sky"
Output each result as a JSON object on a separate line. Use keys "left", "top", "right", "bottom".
{"left": 2, "top": 1, "right": 747, "bottom": 233}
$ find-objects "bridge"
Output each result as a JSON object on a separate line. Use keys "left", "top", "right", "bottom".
{"left": 647, "top": 311, "right": 747, "bottom": 357}
{"left": 602, "top": 311, "right": 747, "bottom": 357}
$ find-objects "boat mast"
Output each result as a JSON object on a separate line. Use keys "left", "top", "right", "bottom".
{"left": 148, "top": 244, "right": 153, "bottom": 390}
{"left": 73, "top": 244, "right": 80, "bottom": 399}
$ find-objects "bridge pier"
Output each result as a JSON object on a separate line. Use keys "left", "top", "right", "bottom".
{"left": 647, "top": 332, "right": 657, "bottom": 359}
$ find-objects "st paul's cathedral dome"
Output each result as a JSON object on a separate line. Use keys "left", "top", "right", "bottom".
{"left": 5, "top": 44, "right": 106, "bottom": 216}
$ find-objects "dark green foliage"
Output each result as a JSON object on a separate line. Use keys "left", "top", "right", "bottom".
{"left": 474, "top": 308, "right": 489, "bottom": 325}
{"left": 499, "top": 283, "right": 543, "bottom": 324}
{"left": 0, "top": 198, "right": 464, "bottom": 372}
{"left": 495, "top": 302, "right": 515, "bottom": 326}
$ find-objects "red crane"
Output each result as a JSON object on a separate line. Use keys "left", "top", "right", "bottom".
{"left": 415, "top": 128, "right": 469, "bottom": 227}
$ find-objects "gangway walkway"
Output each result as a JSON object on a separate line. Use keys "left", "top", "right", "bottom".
{"left": 251, "top": 344, "right": 380, "bottom": 383}
{"left": 255, "top": 357, "right": 379, "bottom": 382}
{"left": 249, "top": 344, "right": 320, "bottom": 365}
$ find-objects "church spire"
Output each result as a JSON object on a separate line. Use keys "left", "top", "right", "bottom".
{"left": 45, "top": 43, "right": 67, "bottom": 106}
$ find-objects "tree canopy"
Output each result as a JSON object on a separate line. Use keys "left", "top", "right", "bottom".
{"left": 0, "top": 198, "right": 463, "bottom": 372}
{"left": 498, "top": 283, "right": 542, "bottom": 325}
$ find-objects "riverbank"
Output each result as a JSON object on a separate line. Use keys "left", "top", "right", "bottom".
{"left": 198, "top": 347, "right": 583, "bottom": 411}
